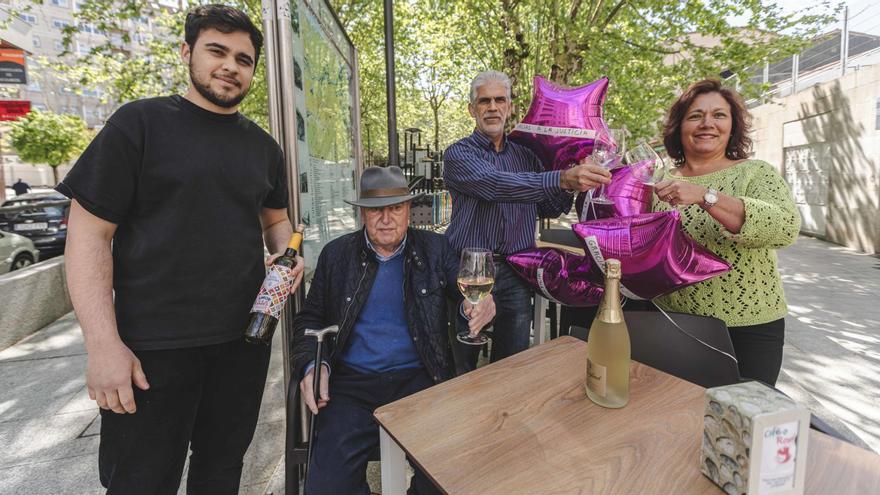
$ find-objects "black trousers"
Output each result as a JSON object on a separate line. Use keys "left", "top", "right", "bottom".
{"left": 98, "top": 338, "right": 271, "bottom": 495}
{"left": 728, "top": 318, "right": 785, "bottom": 386}
{"left": 306, "top": 365, "right": 442, "bottom": 495}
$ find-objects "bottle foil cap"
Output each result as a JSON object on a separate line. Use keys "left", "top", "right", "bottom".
{"left": 288, "top": 232, "right": 303, "bottom": 250}
{"left": 605, "top": 258, "right": 621, "bottom": 278}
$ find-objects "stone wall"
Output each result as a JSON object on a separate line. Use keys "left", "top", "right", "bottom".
{"left": 0, "top": 257, "right": 72, "bottom": 350}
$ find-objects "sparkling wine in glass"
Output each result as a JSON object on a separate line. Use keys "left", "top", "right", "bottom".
{"left": 590, "top": 128, "right": 620, "bottom": 205}
{"left": 626, "top": 138, "right": 666, "bottom": 186}
{"left": 456, "top": 248, "right": 495, "bottom": 346}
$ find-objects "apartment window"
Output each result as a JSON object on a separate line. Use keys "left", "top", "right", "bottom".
{"left": 32, "top": 103, "right": 47, "bottom": 112}
{"left": 79, "top": 23, "right": 104, "bottom": 35}
{"left": 54, "top": 40, "right": 65, "bottom": 51}
{"left": 52, "top": 18, "right": 72, "bottom": 29}
{"left": 32, "top": 36, "right": 41, "bottom": 48}
{"left": 76, "top": 42, "right": 91, "bottom": 56}
{"left": 51, "top": 0, "right": 69, "bottom": 7}
{"left": 18, "top": 13, "right": 37, "bottom": 24}
{"left": 82, "top": 88, "right": 101, "bottom": 98}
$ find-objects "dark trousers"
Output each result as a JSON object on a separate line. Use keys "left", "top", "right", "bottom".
{"left": 98, "top": 338, "right": 271, "bottom": 495}
{"left": 453, "top": 262, "right": 534, "bottom": 373}
{"left": 729, "top": 318, "right": 785, "bottom": 386}
{"left": 306, "top": 366, "right": 441, "bottom": 495}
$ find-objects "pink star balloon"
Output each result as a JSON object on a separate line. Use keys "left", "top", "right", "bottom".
{"left": 509, "top": 76, "right": 610, "bottom": 171}
{"left": 507, "top": 248, "right": 603, "bottom": 306}
{"left": 571, "top": 211, "right": 730, "bottom": 300}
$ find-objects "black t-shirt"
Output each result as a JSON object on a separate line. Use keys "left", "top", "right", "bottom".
{"left": 57, "top": 95, "right": 289, "bottom": 350}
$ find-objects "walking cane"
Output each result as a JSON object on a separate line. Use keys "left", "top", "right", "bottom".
{"left": 303, "top": 325, "right": 339, "bottom": 480}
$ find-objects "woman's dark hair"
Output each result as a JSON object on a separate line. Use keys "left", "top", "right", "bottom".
{"left": 662, "top": 79, "right": 752, "bottom": 165}
{"left": 185, "top": 4, "right": 263, "bottom": 65}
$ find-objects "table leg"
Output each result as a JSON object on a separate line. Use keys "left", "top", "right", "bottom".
{"left": 379, "top": 426, "right": 407, "bottom": 495}
{"left": 533, "top": 295, "right": 547, "bottom": 345}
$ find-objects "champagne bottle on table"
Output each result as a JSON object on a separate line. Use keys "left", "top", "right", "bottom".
{"left": 244, "top": 232, "right": 303, "bottom": 344}
{"left": 585, "top": 258, "right": 631, "bottom": 408}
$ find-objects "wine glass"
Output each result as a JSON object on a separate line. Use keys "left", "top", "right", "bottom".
{"left": 590, "top": 127, "right": 620, "bottom": 205}
{"left": 456, "top": 248, "right": 495, "bottom": 345}
{"left": 626, "top": 138, "right": 666, "bottom": 186}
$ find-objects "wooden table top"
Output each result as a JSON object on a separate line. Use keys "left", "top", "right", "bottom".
{"left": 374, "top": 336, "right": 880, "bottom": 494}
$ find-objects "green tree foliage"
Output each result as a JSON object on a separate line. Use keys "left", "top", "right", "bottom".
{"left": 44, "top": 0, "right": 835, "bottom": 156}
{"left": 8, "top": 111, "right": 91, "bottom": 184}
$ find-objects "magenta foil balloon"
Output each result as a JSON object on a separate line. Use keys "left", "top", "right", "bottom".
{"left": 507, "top": 248, "right": 603, "bottom": 306}
{"left": 508, "top": 76, "right": 610, "bottom": 171}
{"left": 575, "top": 165, "right": 652, "bottom": 221}
{"left": 572, "top": 211, "right": 730, "bottom": 299}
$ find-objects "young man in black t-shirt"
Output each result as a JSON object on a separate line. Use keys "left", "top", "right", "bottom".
{"left": 57, "top": 5, "right": 304, "bottom": 494}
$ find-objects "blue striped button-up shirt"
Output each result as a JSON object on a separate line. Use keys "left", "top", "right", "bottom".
{"left": 443, "top": 130, "right": 573, "bottom": 255}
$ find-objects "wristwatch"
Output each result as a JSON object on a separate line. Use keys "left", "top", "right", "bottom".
{"left": 701, "top": 188, "right": 719, "bottom": 210}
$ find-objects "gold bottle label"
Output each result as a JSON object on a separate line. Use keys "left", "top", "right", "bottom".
{"left": 587, "top": 358, "right": 607, "bottom": 398}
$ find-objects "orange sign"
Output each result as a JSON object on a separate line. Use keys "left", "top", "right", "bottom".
{"left": 0, "top": 49, "right": 27, "bottom": 84}
{"left": 0, "top": 100, "right": 31, "bottom": 121}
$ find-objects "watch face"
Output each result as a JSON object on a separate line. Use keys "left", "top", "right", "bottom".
{"left": 705, "top": 191, "right": 718, "bottom": 205}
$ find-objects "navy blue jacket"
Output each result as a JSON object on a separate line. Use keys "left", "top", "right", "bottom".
{"left": 291, "top": 228, "right": 462, "bottom": 384}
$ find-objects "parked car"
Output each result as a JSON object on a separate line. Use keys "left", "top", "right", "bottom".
{"left": 0, "top": 191, "right": 71, "bottom": 259}
{"left": 0, "top": 229, "right": 40, "bottom": 273}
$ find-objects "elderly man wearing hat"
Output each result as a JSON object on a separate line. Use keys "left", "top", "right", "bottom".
{"left": 291, "top": 166, "right": 495, "bottom": 494}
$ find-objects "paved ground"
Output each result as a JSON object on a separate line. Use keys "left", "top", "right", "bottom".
{"left": 0, "top": 235, "right": 877, "bottom": 494}
{"left": 0, "top": 313, "right": 287, "bottom": 495}
{"left": 775, "top": 235, "right": 880, "bottom": 452}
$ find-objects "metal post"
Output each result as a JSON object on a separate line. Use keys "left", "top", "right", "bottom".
{"left": 791, "top": 53, "right": 799, "bottom": 95}
{"left": 263, "top": 2, "right": 307, "bottom": 493}
{"left": 840, "top": 6, "right": 849, "bottom": 77}
{"left": 383, "top": 0, "right": 399, "bottom": 168}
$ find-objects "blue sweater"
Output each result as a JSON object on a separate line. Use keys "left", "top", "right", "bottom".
{"left": 339, "top": 251, "right": 422, "bottom": 373}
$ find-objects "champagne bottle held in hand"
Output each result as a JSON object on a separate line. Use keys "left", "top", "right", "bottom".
{"left": 244, "top": 232, "right": 303, "bottom": 344}
{"left": 585, "top": 259, "right": 631, "bottom": 408}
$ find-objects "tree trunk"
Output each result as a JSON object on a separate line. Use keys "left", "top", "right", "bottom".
{"left": 431, "top": 103, "right": 440, "bottom": 152}
{"left": 365, "top": 123, "right": 372, "bottom": 167}
{"left": 499, "top": 0, "right": 530, "bottom": 124}
{"left": 51, "top": 165, "right": 59, "bottom": 186}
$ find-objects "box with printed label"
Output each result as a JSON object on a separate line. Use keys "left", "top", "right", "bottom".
{"left": 701, "top": 381, "right": 810, "bottom": 495}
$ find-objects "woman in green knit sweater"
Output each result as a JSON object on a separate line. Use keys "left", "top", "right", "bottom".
{"left": 653, "top": 79, "right": 800, "bottom": 386}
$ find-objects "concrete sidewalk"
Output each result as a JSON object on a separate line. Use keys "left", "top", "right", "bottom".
{"left": 775, "top": 235, "right": 880, "bottom": 452}
{"left": 0, "top": 314, "right": 287, "bottom": 495}
{"left": 0, "top": 234, "right": 877, "bottom": 494}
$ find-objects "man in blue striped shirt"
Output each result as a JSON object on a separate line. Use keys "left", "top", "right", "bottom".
{"left": 444, "top": 70, "right": 611, "bottom": 370}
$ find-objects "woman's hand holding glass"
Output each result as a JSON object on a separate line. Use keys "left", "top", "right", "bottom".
{"left": 654, "top": 179, "right": 709, "bottom": 208}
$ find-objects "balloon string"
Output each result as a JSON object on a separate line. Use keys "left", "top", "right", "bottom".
{"left": 581, "top": 190, "right": 598, "bottom": 222}
{"left": 640, "top": 298, "right": 739, "bottom": 365}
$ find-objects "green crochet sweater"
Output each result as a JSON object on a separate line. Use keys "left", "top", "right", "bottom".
{"left": 653, "top": 160, "right": 800, "bottom": 327}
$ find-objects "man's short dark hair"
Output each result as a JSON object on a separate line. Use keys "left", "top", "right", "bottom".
{"left": 185, "top": 4, "right": 264, "bottom": 65}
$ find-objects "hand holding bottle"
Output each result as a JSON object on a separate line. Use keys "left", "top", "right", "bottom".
{"left": 264, "top": 252, "right": 305, "bottom": 295}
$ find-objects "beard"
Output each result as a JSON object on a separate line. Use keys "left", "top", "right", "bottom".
{"left": 189, "top": 61, "right": 250, "bottom": 109}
